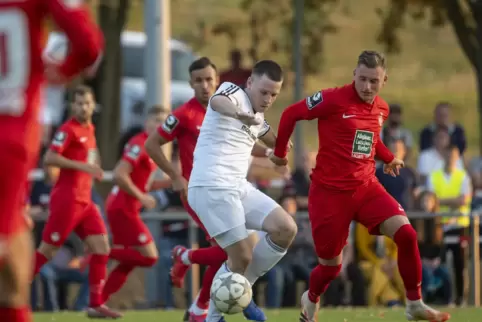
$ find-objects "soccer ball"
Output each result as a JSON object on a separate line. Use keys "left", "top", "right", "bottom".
{"left": 42, "top": 33, "right": 69, "bottom": 64}
{"left": 210, "top": 272, "right": 252, "bottom": 314}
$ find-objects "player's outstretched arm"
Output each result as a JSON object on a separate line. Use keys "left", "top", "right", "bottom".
{"left": 46, "top": 0, "right": 104, "bottom": 78}
{"left": 145, "top": 132, "right": 181, "bottom": 180}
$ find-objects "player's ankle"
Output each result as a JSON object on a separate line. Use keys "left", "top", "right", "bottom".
{"left": 307, "top": 291, "right": 320, "bottom": 304}
{"left": 181, "top": 249, "right": 191, "bottom": 265}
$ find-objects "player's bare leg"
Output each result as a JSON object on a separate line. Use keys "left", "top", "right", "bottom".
{"left": 102, "top": 242, "right": 158, "bottom": 304}
{"left": 34, "top": 242, "right": 60, "bottom": 277}
{"left": 0, "top": 229, "right": 33, "bottom": 322}
{"left": 84, "top": 234, "right": 122, "bottom": 319}
{"left": 380, "top": 215, "right": 450, "bottom": 322}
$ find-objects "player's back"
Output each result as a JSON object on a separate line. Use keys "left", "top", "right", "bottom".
{"left": 0, "top": 0, "right": 46, "bottom": 152}
{"left": 50, "top": 118, "right": 97, "bottom": 202}
{"left": 313, "top": 84, "right": 389, "bottom": 190}
{"left": 189, "top": 82, "right": 267, "bottom": 189}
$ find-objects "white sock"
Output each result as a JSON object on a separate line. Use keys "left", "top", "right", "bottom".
{"left": 181, "top": 250, "right": 191, "bottom": 265}
{"left": 244, "top": 234, "right": 287, "bottom": 285}
{"left": 189, "top": 292, "right": 207, "bottom": 315}
{"left": 206, "top": 262, "right": 231, "bottom": 321}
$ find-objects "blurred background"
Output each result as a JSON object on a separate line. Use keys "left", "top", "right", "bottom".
{"left": 30, "top": 0, "right": 482, "bottom": 313}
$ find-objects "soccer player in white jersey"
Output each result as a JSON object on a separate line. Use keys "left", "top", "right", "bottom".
{"left": 188, "top": 60, "right": 297, "bottom": 322}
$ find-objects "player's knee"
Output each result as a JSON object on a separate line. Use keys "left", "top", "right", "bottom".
{"left": 393, "top": 223, "right": 417, "bottom": 246}
{"left": 263, "top": 208, "right": 298, "bottom": 248}
{"left": 84, "top": 234, "right": 110, "bottom": 255}
{"left": 229, "top": 251, "right": 252, "bottom": 273}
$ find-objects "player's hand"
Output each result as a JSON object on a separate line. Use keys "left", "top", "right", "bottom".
{"left": 140, "top": 194, "right": 157, "bottom": 210}
{"left": 383, "top": 158, "right": 404, "bottom": 177}
{"left": 235, "top": 111, "right": 262, "bottom": 126}
{"left": 82, "top": 164, "right": 104, "bottom": 180}
{"left": 270, "top": 153, "right": 288, "bottom": 166}
{"left": 287, "top": 140, "right": 294, "bottom": 152}
{"left": 172, "top": 176, "right": 188, "bottom": 200}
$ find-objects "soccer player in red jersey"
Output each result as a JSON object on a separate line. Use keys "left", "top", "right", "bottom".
{"left": 100, "top": 106, "right": 166, "bottom": 304}
{"left": 32, "top": 86, "right": 121, "bottom": 319}
{"left": 0, "top": 1, "right": 103, "bottom": 321}
{"left": 271, "top": 51, "right": 450, "bottom": 322}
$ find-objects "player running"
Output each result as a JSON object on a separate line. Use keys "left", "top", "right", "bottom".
{"left": 0, "top": 1, "right": 103, "bottom": 321}
{"left": 145, "top": 57, "right": 281, "bottom": 322}
{"left": 186, "top": 60, "right": 297, "bottom": 322}
{"left": 32, "top": 86, "right": 121, "bottom": 319}
{"left": 271, "top": 50, "right": 450, "bottom": 322}
{"left": 100, "top": 106, "right": 167, "bottom": 305}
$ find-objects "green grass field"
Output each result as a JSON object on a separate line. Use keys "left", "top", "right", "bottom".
{"left": 33, "top": 307, "right": 480, "bottom": 322}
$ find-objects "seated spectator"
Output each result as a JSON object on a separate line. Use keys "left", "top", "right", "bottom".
{"left": 355, "top": 223, "right": 404, "bottom": 306}
{"left": 421, "top": 244, "right": 452, "bottom": 305}
{"left": 376, "top": 139, "right": 419, "bottom": 210}
{"left": 417, "top": 126, "right": 464, "bottom": 185}
{"left": 427, "top": 144, "right": 472, "bottom": 305}
{"left": 380, "top": 104, "right": 414, "bottom": 160}
{"left": 419, "top": 102, "right": 466, "bottom": 154}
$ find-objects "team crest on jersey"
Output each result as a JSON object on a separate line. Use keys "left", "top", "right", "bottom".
{"left": 162, "top": 115, "right": 179, "bottom": 133}
{"left": 52, "top": 131, "right": 67, "bottom": 147}
{"left": 306, "top": 91, "right": 323, "bottom": 110}
{"left": 127, "top": 144, "right": 141, "bottom": 160}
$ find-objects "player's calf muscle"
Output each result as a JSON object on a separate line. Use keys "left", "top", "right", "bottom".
{"left": 224, "top": 239, "right": 252, "bottom": 274}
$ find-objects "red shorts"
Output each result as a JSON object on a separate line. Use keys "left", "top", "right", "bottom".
{"left": 181, "top": 194, "right": 211, "bottom": 240}
{"left": 308, "top": 178, "right": 405, "bottom": 260}
{"left": 107, "top": 208, "right": 153, "bottom": 247}
{"left": 43, "top": 197, "right": 107, "bottom": 246}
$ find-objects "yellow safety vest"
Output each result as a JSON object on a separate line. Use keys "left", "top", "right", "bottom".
{"left": 430, "top": 168, "right": 471, "bottom": 228}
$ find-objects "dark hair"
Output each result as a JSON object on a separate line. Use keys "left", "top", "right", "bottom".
{"left": 189, "top": 57, "right": 217, "bottom": 74}
{"left": 147, "top": 104, "right": 164, "bottom": 116}
{"left": 389, "top": 103, "right": 402, "bottom": 113}
{"left": 435, "top": 101, "right": 452, "bottom": 110}
{"left": 357, "top": 50, "right": 386, "bottom": 70}
{"left": 71, "top": 85, "right": 95, "bottom": 101}
{"left": 251, "top": 60, "right": 283, "bottom": 82}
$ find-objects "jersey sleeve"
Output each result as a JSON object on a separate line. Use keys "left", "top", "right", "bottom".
{"left": 157, "top": 109, "right": 183, "bottom": 141}
{"left": 273, "top": 89, "right": 337, "bottom": 158}
{"left": 258, "top": 120, "right": 270, "bottom": 138}
{"left": 375, "top": 138, "right": 394, "bottom": 164}
{"left": 122, "top": 139, "right": 143, "bottom": 168}
{"left": 49, "top": 125, "right": 73, "bottom": 154}
{"left": 209, "top": 82, "right": 242, "bottom": 106}
{"left": 44, "top": 0, "right": 104, "bottom": 78}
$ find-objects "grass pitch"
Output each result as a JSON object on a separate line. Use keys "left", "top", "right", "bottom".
{"left": 34, "top": 307, "right": 480, "bottom": 322}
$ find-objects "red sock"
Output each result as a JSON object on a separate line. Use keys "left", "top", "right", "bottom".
{"left": 197, "top": 261, "right": 223, "bottom": 309}
{"left": 189, "top": 246, "right": 227, "bottom": 266}
{"left": 109, "top": 249, "right": 157, "bottom": 267}
{"left": 308, "top": 264, "right": 341, "bottom": 303}
{"left": 102, "top": 263, "right": 135, "bottom": 303}
{"left": 89, "top": 254, "right": 109, "bottom": 307}
{"left": 393, "top": 224, "right": 422, "bottom": 301}
{"left": 32, "top": 251, "right": 48, "bottom": 279}
{"left": 0, "top": 307, "right": 31, "bottom": 322}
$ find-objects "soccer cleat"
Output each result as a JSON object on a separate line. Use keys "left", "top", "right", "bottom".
{"left": 405, "top": 300, "right": 451, "bottom": 321}
{"left": 171, "top": 245, "right": 190, "bottom": 288}
{"left": 189, "top": 311, "right": 208, "bottom": 322}
{"left": 242, "top": 299, "right": 267, "bottom": 321}
{"left": 299, "top": 291, "right": 319, "bottom": 322}
{"left": 86, "top": 305, "right": 123, "bottom": 319}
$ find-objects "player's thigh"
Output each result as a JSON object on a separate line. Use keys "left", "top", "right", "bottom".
{"left": 108, "top": 209, "right": 153, "bottom": 248}
{"left": 308, "top": 184, "right": 354, "bottom": 260}
{"left": 181, "top": 194, "right": 212, "bottom": 241}
{"left": 76, "top": 203, "right": 109, "bottom": 253}
{"left": 188, "top": 187, "right": 246, "bottom": 243}
{"left": 42, "top": 199, "right": 83, "bottom": 246}
{"left": 355, "top": 182, "right": 406, "bottom": 235}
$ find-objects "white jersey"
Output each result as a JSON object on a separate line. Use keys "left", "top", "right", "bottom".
{"left": 189, "top": 82, "right": 270, "bottom": 188}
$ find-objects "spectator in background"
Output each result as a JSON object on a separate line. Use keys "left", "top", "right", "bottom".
{"left": 468, "top": 152, "right": 482, "bottom": 211}
{"left": 427, "top": 145, "right": 472, "bottom": 305}
{"left": 417, "top": 127, "right": 464, "bottom": 185}
{"left": 419, "top": 102, "right": 466, "bottom": 155}
{"left": 291, "top": 151, "right": 315, "bottom": 211}
{"left": 380, "top": 104, "right": 414, "bottom": 160}
{"left": 219, "top": 49, "right": 252, "bottom": 86}
{"left": 376, "top": 139, "right": 419, "bottom": 210}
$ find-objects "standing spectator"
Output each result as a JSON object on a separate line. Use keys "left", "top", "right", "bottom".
{"left": 419, "top": 102, "right": 466, "bottom": 154}
{"left": 427, "top": 145, "right": 472, "bottom": 305}
{"left": 380, "top": 104, "right": 414, "bottom": 160}
{"left": 219, "top": 49, "right": 252, "bottom": 86}
{"left": 376, "top": 139, "right": 419, "bottom": 210}
{"left": 417, "top": 127, "right": 464, "bottom": 185}
{"left": 291, "top": 151, "right": 315, "bottom": 211}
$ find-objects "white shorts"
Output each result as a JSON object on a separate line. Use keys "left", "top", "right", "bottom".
{"left": 187, "top": 181, "right": 279, "bottom": 243}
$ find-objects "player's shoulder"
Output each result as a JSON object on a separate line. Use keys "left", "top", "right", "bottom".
{"left": 57, "top": 119, "right": 76, "bottom": 133}
{"left": 375, "top": 97, "right": 390, "bottom": 113}
{"left": 215, "top": 82, "right": 242, "bottom": 96}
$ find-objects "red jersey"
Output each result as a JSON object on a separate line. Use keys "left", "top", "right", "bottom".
{"left": 49, "top": 118, "right": 97, "bottom": 202}
{"left": 108, "top": 132, "right": 157, "bottom": 213}
{"left": 157, "top": 97, "right": 206, "bottom": 180}
{"left": 0, "top": 0, "right": 103, "bottom": 154}
{"left": 274, "top": 83, "right": 394, "bottom": 191}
